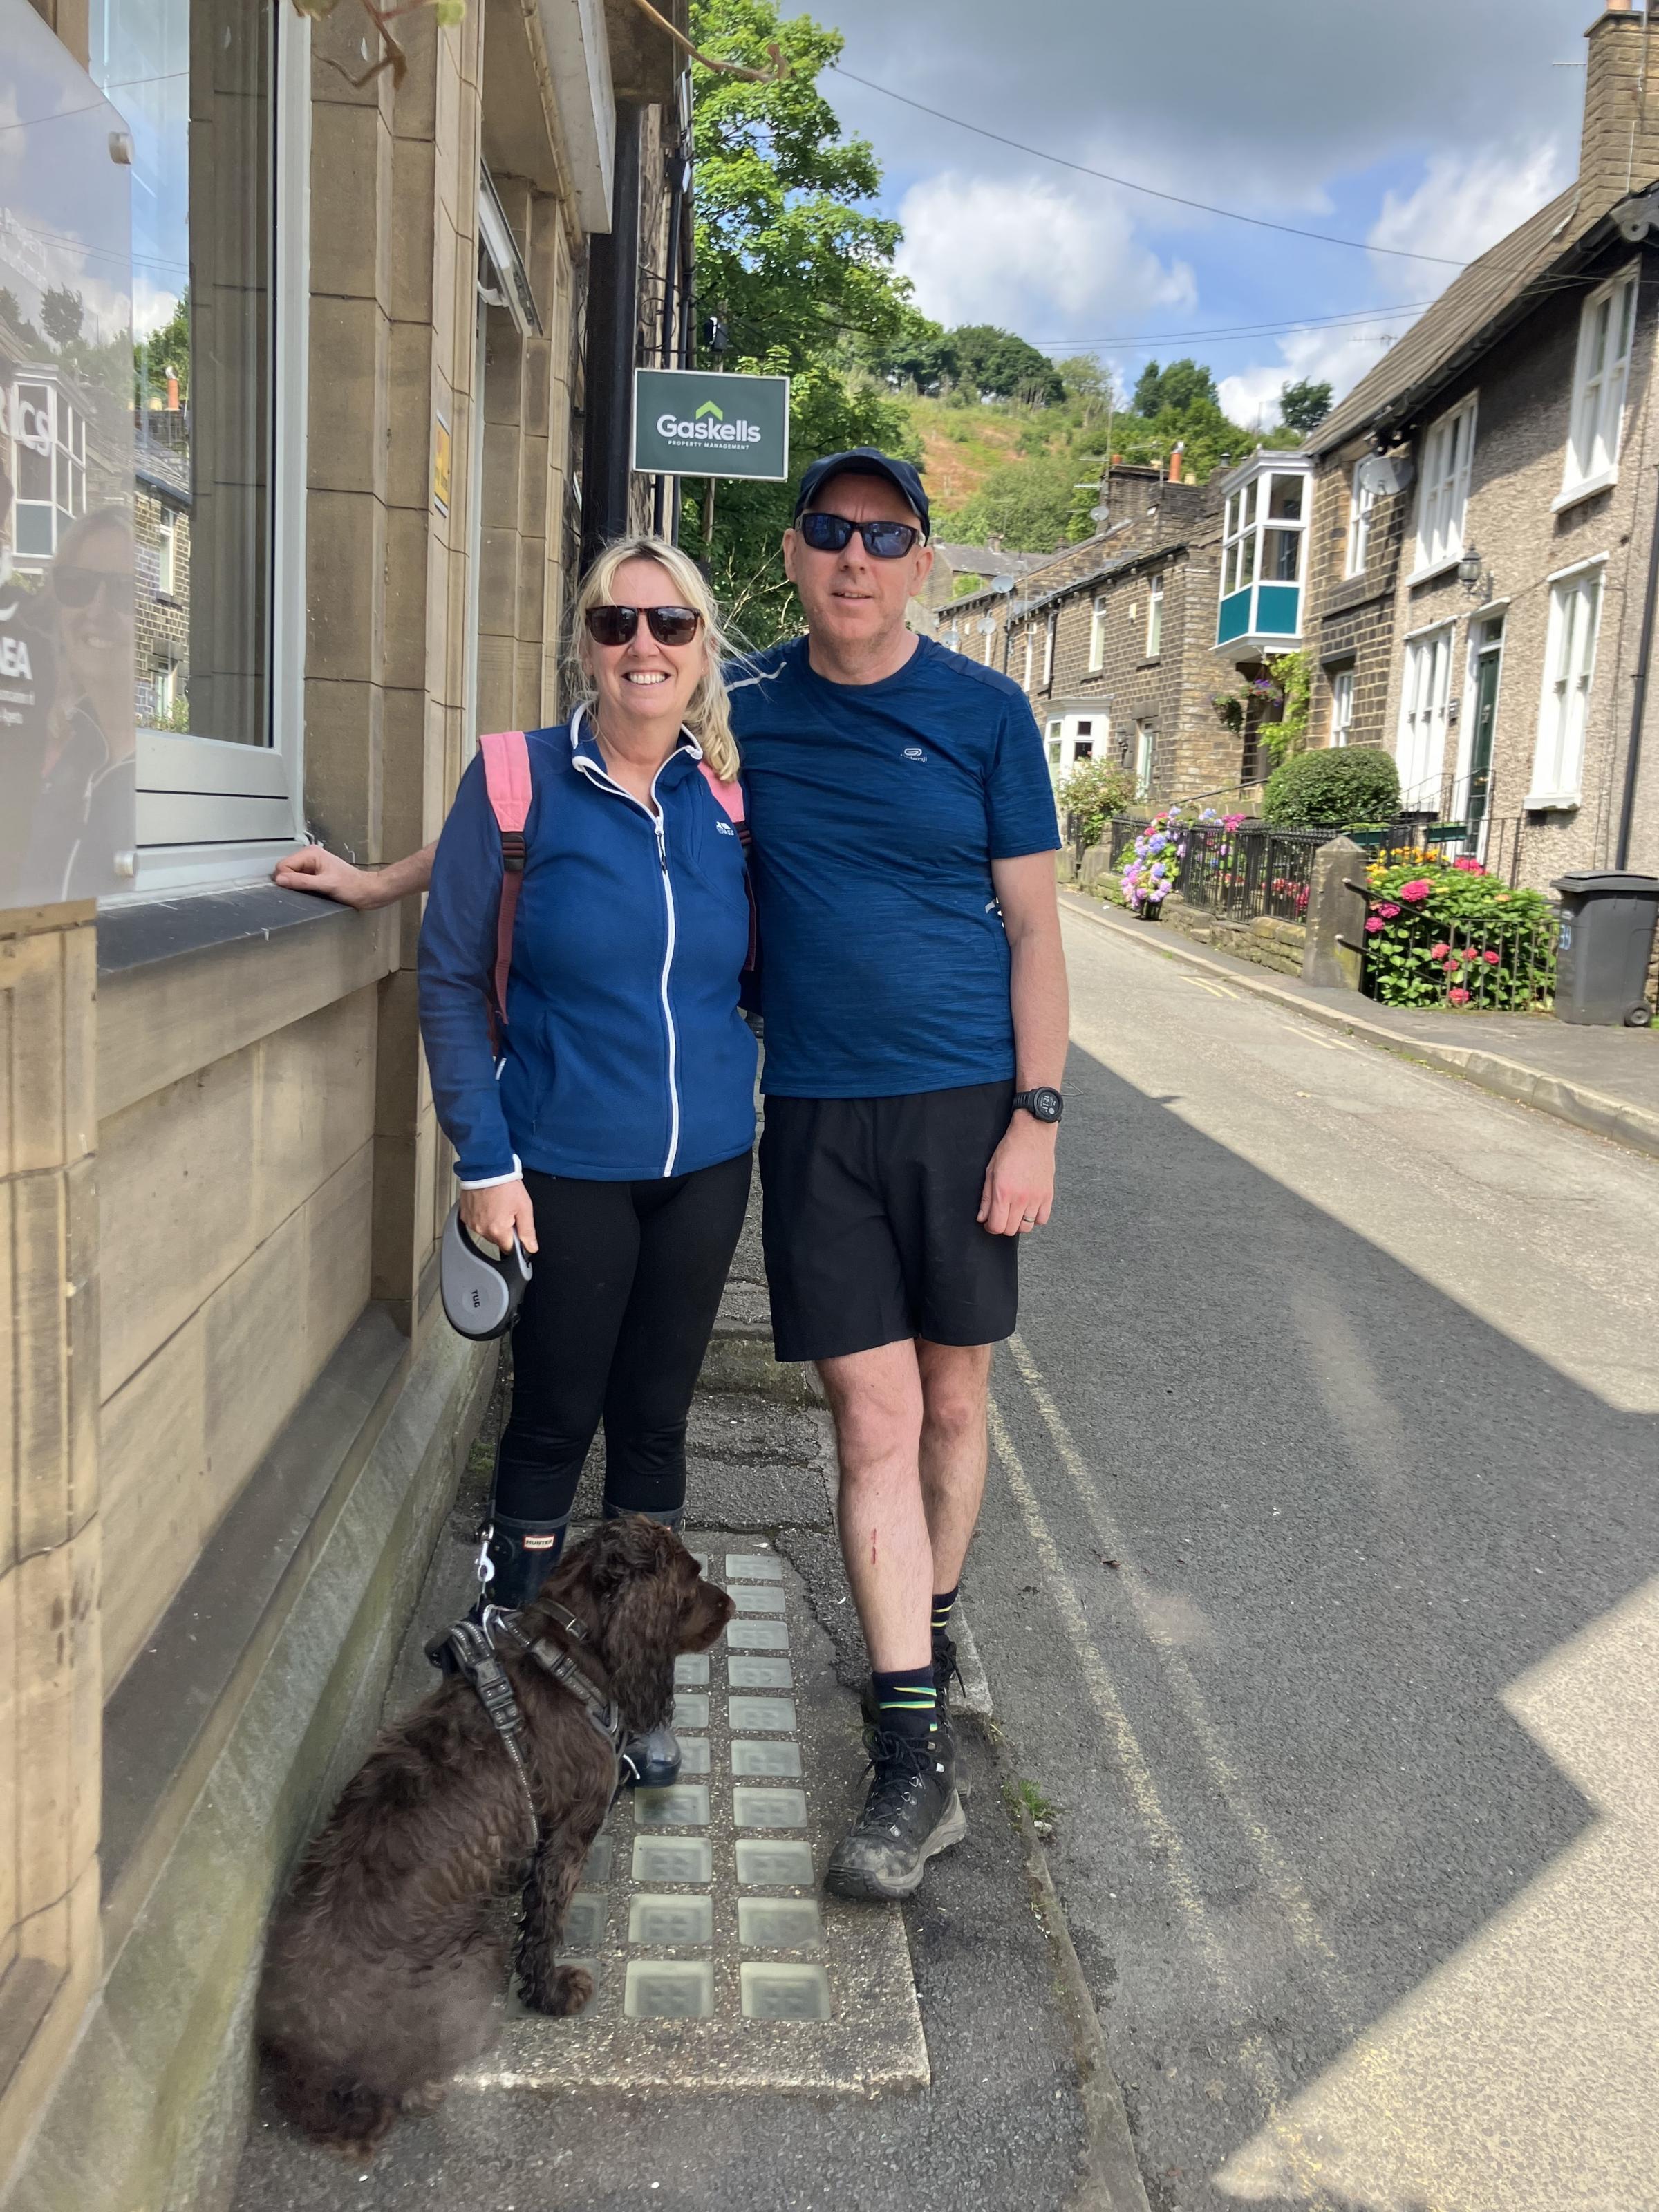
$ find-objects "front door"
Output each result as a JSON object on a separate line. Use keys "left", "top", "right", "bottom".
{"left": 1466, "top": 617, "right": 1503, "bottom": 831}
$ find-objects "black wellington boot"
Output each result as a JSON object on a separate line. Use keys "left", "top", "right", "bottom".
{"left": 474, "top": 1512, "right": 570, "bottom": 1616}
{"left": 606, "top": 1503, "right": 686, "bottom": 1789}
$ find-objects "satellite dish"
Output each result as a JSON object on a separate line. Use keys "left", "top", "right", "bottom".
{"left": 1357, "top": 451, "right": 1414, "bottom": 497}
{"left": 991, "top": 573, "right": 1016, "bottom": 594}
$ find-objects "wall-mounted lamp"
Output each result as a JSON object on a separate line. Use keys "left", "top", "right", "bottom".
{"left": 1457, "top": 547, "right": 1485, "bottom": 592}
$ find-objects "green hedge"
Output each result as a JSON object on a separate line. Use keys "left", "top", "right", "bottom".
{"left": 1261, "top": 747, "right": 1400, "bottom": 828}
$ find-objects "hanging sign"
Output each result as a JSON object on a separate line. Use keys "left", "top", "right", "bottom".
{"left": 632, "top": 368, "right": 791, "bottom": 482}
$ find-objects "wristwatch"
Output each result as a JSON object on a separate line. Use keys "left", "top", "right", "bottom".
{"left": 1012, "top": 1087, "right": 1064, "bottom": 1125}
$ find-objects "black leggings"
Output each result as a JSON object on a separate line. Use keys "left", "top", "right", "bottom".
{"left": 493, "top": 1152, "right": 751, "bottom": 1526}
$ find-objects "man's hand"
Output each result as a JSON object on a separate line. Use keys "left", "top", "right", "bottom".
{"left": 459, "top": 1179, "right": 538, "bottom": 1257}
{"left": 978, "top": 1114, "right": 1057, "bottom": 1237}
{"left": 274, "top": 845, "right": 383, "bottom": 909}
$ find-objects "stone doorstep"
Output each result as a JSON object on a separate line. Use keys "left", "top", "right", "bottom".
{"left": 456, "top": 1540, "right": 930, "bottom": 2096}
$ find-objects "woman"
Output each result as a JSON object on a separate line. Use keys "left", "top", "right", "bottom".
{"left": 418, "top": 536, "right": 755, "bottom": 1786}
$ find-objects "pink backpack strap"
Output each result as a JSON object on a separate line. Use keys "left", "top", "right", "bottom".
{"left": 698, "top": 759, "right": 745, "bottom": 825}
{"left": 478, "top": 731, "right": 532, "bottom": 1031}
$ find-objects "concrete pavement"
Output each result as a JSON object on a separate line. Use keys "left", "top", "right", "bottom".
{"left": 969, "top": 906, "right": 1659, "bottom": 2211}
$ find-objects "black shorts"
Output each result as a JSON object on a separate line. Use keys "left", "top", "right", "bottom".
{"left": 759, "top": 1081, "right": 1018, "bottom": 1363}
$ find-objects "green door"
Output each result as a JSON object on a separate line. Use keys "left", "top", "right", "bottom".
{"left": 1468, "top": 621, "right": 1503, "bottom": 828}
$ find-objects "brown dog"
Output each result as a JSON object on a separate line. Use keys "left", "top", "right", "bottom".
{"left": 257, "top": 1516, "right": 732, "bottom": 2157}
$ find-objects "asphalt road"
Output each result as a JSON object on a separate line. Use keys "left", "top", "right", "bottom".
{"left": 971, "top": 906, "right": 1659, "bottom": 2212}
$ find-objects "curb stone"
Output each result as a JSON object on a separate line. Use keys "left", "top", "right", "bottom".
{"left": 1061, "top": 890, "right": 1659, "bottom": 1165}
{"left": 977, "top": 1716, "right": 1152, "bottom": 2212}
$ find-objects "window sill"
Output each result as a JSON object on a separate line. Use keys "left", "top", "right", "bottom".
{"left": 1405, "top": 556, "right": 1461, "bottom": 589}
{"left": 1522, "top": 792, "right": 1581, "bottom": 814}
{"left": 1137, "top": 656, "right": 1163, "bottom": 671}
{"left": 1553, "top": 471, "right": 1617, "bottom": 514}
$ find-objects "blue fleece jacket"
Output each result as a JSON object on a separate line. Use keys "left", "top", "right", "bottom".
{"left": 418, "top": 714, "right": 757, "bottom": 1183}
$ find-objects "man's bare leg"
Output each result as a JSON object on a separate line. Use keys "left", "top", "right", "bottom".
{"left": 916, "top": 1340, "right": 993, "bottom": 1597}
{"left": 816, "top": 1340, "right": 932, "bottom": 1671}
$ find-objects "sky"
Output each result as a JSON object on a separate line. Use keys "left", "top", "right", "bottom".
{"left": 812, "top": 0, "right": 1591, "bottom": 427}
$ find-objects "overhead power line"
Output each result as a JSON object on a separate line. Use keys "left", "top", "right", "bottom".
{"left": 1022, "top": 303, "right": 1437, "bottom": 351}
{"left": 827, "top": 62, "right": 1470, "bottom": 269}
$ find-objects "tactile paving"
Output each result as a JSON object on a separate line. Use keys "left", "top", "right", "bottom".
{"left": 463, "top": 1539, "right": 928, "bottom": 2095}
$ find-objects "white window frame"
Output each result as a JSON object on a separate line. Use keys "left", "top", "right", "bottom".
{"left": 1088, "top": 594, "right": 1107, "bottom": 671}
{"left": 1557, "top": 266, "right": 1638, "bottom": 509}
{"left": 1396, "top": 622, "right": 1455, "bottom": 809}
{"left": 155, "top": 503, "right": 177, "bottom": 597}
{"left": 1345, "top": 464, "right": 1375, "bottom": 577}
{"left": 1042, "top": 610, "right": 1056, "bottom": 689}
{"left": 1411, "top": 393, "right": 1477, "bottom": 583}
{"left": 1022, "top": 628, "right": 1033, "bottom": 691}
{"left": 1329, "top": 666, "right": 1355, "bottom": 747}
{"left": 1528, "top": 558, "right": 1605, "bottom": 809}
{"left": 1145, "top": 572, "right": 1164, "bottom": 659}
{"left": 120, "top": 8, "right": 312, "bottom": 899}
{"left": 1133, "top": 720, "right": 1154, "bottom": 800}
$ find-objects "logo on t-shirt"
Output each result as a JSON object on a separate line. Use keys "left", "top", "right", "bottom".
{"left": 903, "top": 746, "right": 927, "bottom": 762}
{"left": 715, "top": 818, "right": 736, "bottom": 836}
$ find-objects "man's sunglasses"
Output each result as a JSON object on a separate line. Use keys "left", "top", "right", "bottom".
{"left": 52, "top": 565, "right": 126, "bottom": 609}
{"left": 584, "top": 603, "right": 704, "bottom": 648}
{"left": 796, "top": 512, "right": 924, "bottom": 559}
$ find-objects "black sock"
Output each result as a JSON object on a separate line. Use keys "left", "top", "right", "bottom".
{"left": 931, "top": 1586, "right": 959, "bottom": 1636}
{"left": 870, "top": 1664, "right": 938, "bottom": 1742}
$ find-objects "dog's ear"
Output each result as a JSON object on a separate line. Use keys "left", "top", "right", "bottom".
{"left": 594, "top": 1517, "right": 682, "bottom": 1734}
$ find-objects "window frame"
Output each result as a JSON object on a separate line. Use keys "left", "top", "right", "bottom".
{"left": 1133, "top": 719, "right": 1154, "bottom": 800}
{"left": 115, "top": 6, "right": 312, "bottom": 901}
{"left": 1528, "top": 556, "right": 1606, "bottom": 809}
{"left": 1088, "top": 593, "right": 1107, "bottom": 671}
{"left": 1345, "top": 464, "right": 1375, "bottom": 577}
{"left": 1145, "top": 572, "right": 1164, "bottom": 659}
{"left": 1329, "top": 665, "right": 1355, "bottom": 747}
{"left": 1557, "top": 265, "right": 1638, "bottom": 509}
{"left": 1411, "top": 393, "right": 1477, "bottom": 583}
{"left": 1022, "top": 628, "right": 1033, "bottom": 691}
{"left": 1396, "top": 621, "right": 1455, "bottom": 809}
{"left": 1042, "top": 609, "right": 1056, "bottom": 690}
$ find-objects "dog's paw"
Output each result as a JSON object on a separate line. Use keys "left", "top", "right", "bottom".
{"left": 518, "top": 1961, "right": 594, "bottom": 2018}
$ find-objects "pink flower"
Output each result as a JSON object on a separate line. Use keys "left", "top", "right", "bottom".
{"left": 1448, "top": 986, "right": 1470, "bottom": 1004}
{"left": 1365, "top": 916, "right": 1386, "bottom": 933}
{"left": 1399, "top": 879, "right": 1432, "bottom": 903}
{"left": 1430, "top": 942, "right": 1450, "bottom": 961}
{"left": 1378, "top": 902, "right": 1401, "bottom": 919}
{"left": 1483, "top": 948, "right": 1501, "bottom": 965}
{"left": 1452, "top": 856, "right": 1484, "bottom": 873}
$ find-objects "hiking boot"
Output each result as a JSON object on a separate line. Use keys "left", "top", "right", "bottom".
{"left": 932, "top": 1624, "right": 964, "bottom": 1708}
{"left": 823, "top": 1725, "right": 967, "bottom": 1901}
{"left": 619, "top": 1721, "right": 682, "bottom": 1790}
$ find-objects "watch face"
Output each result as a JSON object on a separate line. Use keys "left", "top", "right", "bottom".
{"left": 1024, "top": 1087, "right": 1062, "bottom": 1122}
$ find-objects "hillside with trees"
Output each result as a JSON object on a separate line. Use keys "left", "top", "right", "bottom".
{"left": 686, "top": 0, "right": 1330, "bottom": 632}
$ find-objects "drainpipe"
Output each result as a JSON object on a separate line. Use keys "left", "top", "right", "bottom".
{"left": 653, "top": 75, "right": 693, "bottom": 539}
{"left": 1617, "top": 452, "right": 1659, "bottom": 867}
{"left": 581, "top": 100, "right": 644, "bottom": 569}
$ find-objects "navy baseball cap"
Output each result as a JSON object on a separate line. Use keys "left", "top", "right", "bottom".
{"left": 793, "top": 449, "right": 930, "bottom": 539}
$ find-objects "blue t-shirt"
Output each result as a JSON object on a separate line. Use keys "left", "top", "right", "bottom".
{"left": 727, "top": 634, "right": 1059, "bottom": 1098}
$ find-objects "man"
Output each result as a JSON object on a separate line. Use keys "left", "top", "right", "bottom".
{"left": 275, "top": 449, "right": 1067, "bottom": 1902}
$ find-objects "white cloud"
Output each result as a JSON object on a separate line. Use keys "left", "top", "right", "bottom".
{"left": 894, "top": 171, "right": 1195, "bottom": 341}
{"left": 1216, "top": 138, "right": 1573, "bottom": 431}
{"left": 1368, "top": 139, "right": 1572, "bottom": 277}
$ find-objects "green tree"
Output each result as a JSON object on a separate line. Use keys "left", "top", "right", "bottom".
{"left": 945, "top": 453, "right": 1080, "bottom": 552}
{"left": 39, "top": 285, "right": 84, "bottom": 348}
{"left": 857, "top": 301, "right": 959, "bottom": 394}
{"left": 951, "top": 324, "right": 1064, "bottom": 404}
{"left": 1132, "top": 357, "right": 1217, "bottom": 418}
{"left": 684, "top": 0, "right": 917, "bottom": 643}
{"left": 135, "top": 290, "right": 191, "bottom": 404}
{"left": 1278, "top": 377, "right": 1333, "bottom": 435}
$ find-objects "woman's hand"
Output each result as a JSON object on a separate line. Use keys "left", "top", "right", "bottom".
{"left": 459, "top": 1179, "right": 538, "bottom": 1256}
{"left": 274, "top": 844, "right": 383, "bottom": 909}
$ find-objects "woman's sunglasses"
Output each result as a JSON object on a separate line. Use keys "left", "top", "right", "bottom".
{"left": 796, "top": 512, "right": 923, "bottom": 559}
{"left": 52, "top": 565, "right": 127, "bottom": 610}
{"left": 585, "top": 603, "right": 704, "bottom": 648}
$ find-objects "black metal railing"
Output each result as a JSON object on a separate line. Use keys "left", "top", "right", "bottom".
{"left": 1179, "top": 823, "right": 1330, "bottom": 924}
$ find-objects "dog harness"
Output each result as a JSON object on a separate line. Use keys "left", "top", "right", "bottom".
{"left": 431, "top": 1600, "right": 625, "bottom": 1845}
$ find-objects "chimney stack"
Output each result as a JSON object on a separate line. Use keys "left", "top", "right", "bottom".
{"left": 1580, "top": 4, "right": 1659, "bottom": 217}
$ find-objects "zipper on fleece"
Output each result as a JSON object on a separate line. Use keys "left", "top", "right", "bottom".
{"left": 570, "top": 744, "right": 683, "bottom": 1177}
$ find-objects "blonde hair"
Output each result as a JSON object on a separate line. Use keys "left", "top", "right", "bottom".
{"left": 568, "top": 536, "right": 741, "bottom": 783}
